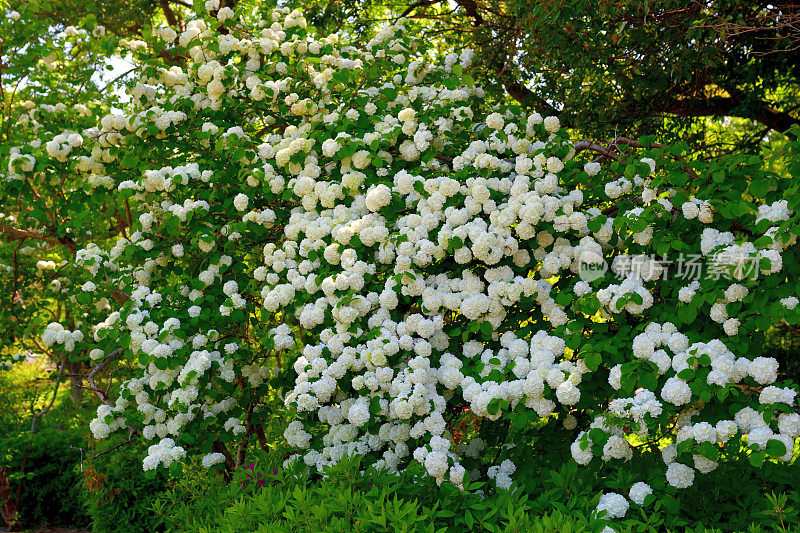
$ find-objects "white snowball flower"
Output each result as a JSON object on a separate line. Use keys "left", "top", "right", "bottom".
{"left": 365, "top": 184, "right": 392, "bottom": 212}
{"left": 661, "top": 377, "right": 692, "bottom": 406}
{"left": 202, "top": 452, "right": 226, "bottom": 468}
{"left": 596, "top": 492, "right": 629, "bottom": 519}
{"left": 543, "top": 116, "right": 560, "bottom": 133}
{"left": 485, "top": 113, "right": 504, "bottom": 130}
{"left": 217, "top": 6, "right": 234, "bottom": 22}
{"left": 665, "top": 463, "right": 695, "bottom": 489}
{"left": 584, "top": 162, "right": 601, "bottom": 176}
{"left": 233, "top": 193, "right": 249, "bottom": 211}
{"left": 629, "top": 482, "right": 653, "bottom": 506}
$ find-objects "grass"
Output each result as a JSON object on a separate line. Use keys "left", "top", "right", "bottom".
{"left": 0, "top": 356, "right": 95, "bottom": 436}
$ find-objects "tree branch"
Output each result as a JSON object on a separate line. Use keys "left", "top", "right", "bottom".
{"left": 0, "top": 221, "right": 76, "bottom": 253}
{"left": 573, "top": 140, "right": 620, "bottom": 161}
{"left": 160, "top": 0, "right": 180, "bottom": 27}
{"left": 663, "top": 96, "right": 799, "bottom": 134}
{"left": 575, "top": 136, "right": 700, "bottom": 181}
{"left": 396, "top": 0, "right": 444, "bottom": 21}
{"left": 30, "top": 358, "right": 65, "bottom": 432}
{"left": 86, "top": 348, "right": 125, "bottom": 406}
{"left": 213, "top": 440, "right": 236, "bottom": 479}
{"left": 454, "top": 0, "right": 483, "bottom": 25}
{"left": 70, "top": 426, "right": 137, "bottom": 463}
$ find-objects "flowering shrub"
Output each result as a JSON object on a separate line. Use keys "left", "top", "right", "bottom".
{"left": 5, "top": 3, "right": 800, "bottom": 528}
{"left": 0, "top": 5, "right": 125, "bottom": 401}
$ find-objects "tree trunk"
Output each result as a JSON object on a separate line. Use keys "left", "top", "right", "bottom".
{"left": 66, "top": 359, "right": 83, "bottom": 404}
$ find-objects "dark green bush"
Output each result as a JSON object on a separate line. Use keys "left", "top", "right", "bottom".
{"left": 152, "top": 452, "right": 602, "bottom": 533}
{"left": 79, "top": 436, "right": 170, "bottom": 533}
{"left": 154, "top": 447, "right": 800, "bottom": 533}
{"left": 0, "top": 427, "right": 90, "bottom": 530}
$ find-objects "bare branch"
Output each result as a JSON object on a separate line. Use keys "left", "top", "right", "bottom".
{"left": 86, "top": 348, "right": 125, "bottom": 406}
{"left": 573, "top": 140, "right": 620, "bottom": 161}
{"left": 30, "top": 358, "right": 65, "bottom": 432}
{"left": 396, "top": 0, "right": 445, "bottom": 21}
{"left": 0, "top": 221, "right": 76, "bottom": 253}
{"left": 70, "top": 426, "right": 137, "bottom": 463}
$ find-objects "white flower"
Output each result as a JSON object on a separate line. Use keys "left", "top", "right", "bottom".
{"left": 661, "top": 377, "right": 692, "bottom": 406}
{"left": 584, "top": 162, "right": 601, "bottom": 176}
{"left": 365, "top": 184, "right": 392, "bottom": 212}
{"left": 665, "top": 463, "right": 695, "bottom": 489}
{"left": 233, "top": 193, "right": 249, "bottom": 211}
{"left": 596, "top": 492, "right": 629, "bottom": 519}
{"left": 778, "top": 413, "right": 800, "bottom": 437}
{"left": 202, "top": 452, "right": 226, "bottom": 468}
{"left": 629, "top": 482, "right": 652, "bottom": 505}
{"left": 322, "top": 139, "right": 340, "bottom": 158}
{"left": 749, "top": 357, "right": 778, "bottom": 385}
{"left": 570, "top": 438, "right": 593, "bottom": 464}
{"left": 398, "top": 108, "right": 416, "bottom": 122}
{"left": 347, "top": 399, "right": 370, "bottom": 426}
{"left": 67, "top": 133, "right": 83, "bottom": 147}
{"left": 722, "top": 318, "right": 739, "bottom": 336}
{"left": 217, "top": 6, "right": 234, "bottom": 21}
{"left": 352, "top": 150, "right": 371, "bottom": 169}
{"left": 485, "top": 113, "right": 504, "bottom": 130}
{"left": 543, "top": 116, "right": 560, "bottom": 133}
{"left": 682, "top": 201, "right": 699, "bottom": 220}
{"left": 556, "top": 381, "right": 580, "bottom": 405}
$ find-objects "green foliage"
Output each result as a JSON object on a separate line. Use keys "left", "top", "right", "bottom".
{"left": 307, "top": 0, "right": 800, "bottom": 153}
{"left": 0, "top": 428, "right": 90, "bottom": 530}
{"left": 79, "top": 436, "right": 171, "bottom": 533}
{"left": 154, "top": 452, "right": 600, "bottom": 533}
{"left": 154, "top": 447, "right": 800, "bottom": 533}
{"left": 0, "top": 359, "right": 174, "bottom": 532}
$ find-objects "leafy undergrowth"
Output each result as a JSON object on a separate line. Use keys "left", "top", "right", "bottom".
{"left": 150, "top": 447, "right": 800, "bottom": 533}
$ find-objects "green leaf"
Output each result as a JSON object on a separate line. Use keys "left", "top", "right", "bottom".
{"left": 766, "top": 439, "right": 787, "bottom": 458}
{"left": 638, "top": 371, "right": 659, "bottom": 391}
{"left": 369, "top": 396, "right": 381, "bottom": 415}
{"left": 583, "top": 352, "right": 601, "bottom": 372}
{"left": 661, "top": 495, "right": 680, "bottom": 514}
{"left": 749, "top": 179, "right": 771, "bottom": 198}
{"left": 748, "top": 449, "right": 767, "bottom": 467}
{"left": 677, "top": 305, "right": 697, "bottom": 324}
{"left": 479, "top": 321, "right": 493, "bottom": 340}
{"left": 487, "top": 398, "right": 500, "bottom": 416}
